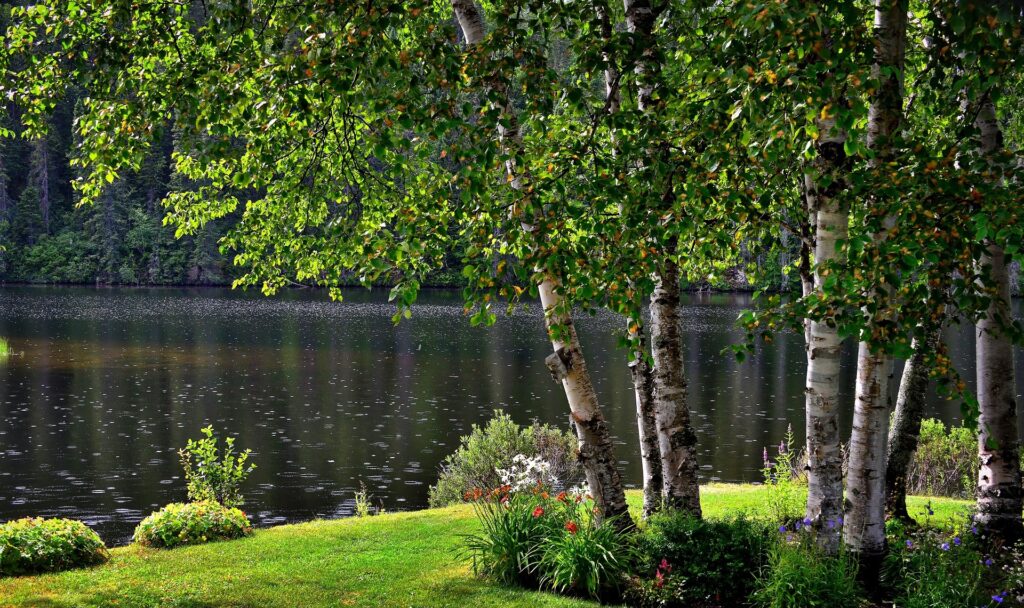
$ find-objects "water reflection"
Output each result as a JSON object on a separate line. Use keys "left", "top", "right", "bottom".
{"left": 0, "top": 286, "right": 1019, "bottom": 544}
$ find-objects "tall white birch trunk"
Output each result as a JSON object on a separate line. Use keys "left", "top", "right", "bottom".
{"left": 974, "top": 97, "right": 1023, "bottom": 541}
{"left": 624, "top": 0, "right": 702, "bottom": 516}
{"left": 451, "top": 0, "right": 632, "bottom": 528}
{"left": 885, "top": 327, "right": 939, "bottom": 521}
{"left": 844, "top": 0, "right": 907, "bottom": 572}
{"left": 597, "top": 2, "right": 663, "bottom": 517}
{"left": 803, "top": 161, "right": 847, "bottom": 553}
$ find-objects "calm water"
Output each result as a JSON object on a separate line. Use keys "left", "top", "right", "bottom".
{"left": 0, "top": 286, "right": 1019, "bottom": 544}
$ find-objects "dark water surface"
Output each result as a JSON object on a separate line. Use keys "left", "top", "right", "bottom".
{"left": 0, "top": 286, "right": 1019, "bottom": 544}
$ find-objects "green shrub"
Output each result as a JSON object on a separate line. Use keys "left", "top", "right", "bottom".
{"left": 0, "top": 517, "right": 108, "bottom": 576}
{"left": 133, "top": 501, "right": 253, "bottom": 549}
{"left": 883, "top": 519, "right": 993, "bottom": 608}
{"left": 628, "top": 512, "right": 774, "bottom": 607}
{"left": 907, "top": 419, "right": 978, "bottom": 498}
{"left": 429, "top": 411, "right": 582, "bottom": 507}
{"left": 179, "top": 425, "right": 255, "bottom": 508}
{"left": 751, "top": 533, "right": 861, "bottom": 608}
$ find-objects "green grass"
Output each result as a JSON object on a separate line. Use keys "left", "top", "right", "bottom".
{"left": 0, "top": 485, "right": 972, "bottom": 608}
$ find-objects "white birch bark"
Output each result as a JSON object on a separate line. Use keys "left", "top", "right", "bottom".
{"left": 451, "top": 0, "right": 632, "bottom": 528}
{"left": 974, "top": 97, "right": 1023, "bottom": 540}
{"left": 624, "top": 0, "right": 702, "bottom": 516}
{"left": 844, "top": 0, "right": 907, "bottom": 569}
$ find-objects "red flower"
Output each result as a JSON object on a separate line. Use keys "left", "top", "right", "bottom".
{"left": 655, "top": 569, "right": 665, "bottom": 589}
{"left": 532, "top": 506, "right": 545, "bottom": 518}
{"left": 565, "top": 520, "right": 578, "bottom": 534}
{"left": 659, "top": 558, "right": 672, "bottom": 574}
{"left": 556, "top": 491, "right": 568, "bottom": 503}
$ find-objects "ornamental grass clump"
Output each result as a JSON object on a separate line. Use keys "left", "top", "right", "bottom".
{"left": 0, "top": 517, "right": 108, "bottom": 576}
{"left": 133, "top": 501, "right": 253, "bottom": 549}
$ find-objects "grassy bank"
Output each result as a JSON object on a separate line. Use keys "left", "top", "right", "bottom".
{"left": 0, "top": 485, "right": 972, "bottom": 608}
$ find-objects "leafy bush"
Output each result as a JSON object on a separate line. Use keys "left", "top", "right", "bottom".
{"left": 751, "top": 532, "right": 861, "bottom": 608}
{"left": 429, "top": 411, "right": 582, "bottom": 507}
{"left": 0, "top": 517, "right": 108, "bottom": 576}
{"left": 179, "top": 426, "right": 255, "bottom": 508}
{"left": 133, "top": 501, "right": 253, "bottom": 549}
{"left": 907, "top": 419, "right": 978, "bottom": 498}
{"left": 883, "top": 519, "right": 996, "bottom": 608}
{"left": 628, "top": 512, "right": 774, "bottom": 607}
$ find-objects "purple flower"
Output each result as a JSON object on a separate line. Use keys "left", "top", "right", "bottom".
{"left": 778, "top": 525, "right": 787, "bottom": 533}
{"left": 779, "top": 441, "right": 786, "bottom": 454}
{"left": 906, "top": 540, "right": 913, "bottom": 548}
{"left": 941, "top": 542, "right": 950, "bottom": 551}
{"left": 992, "top": 594, "right": 1004, "bottom": 604}
{"left": 970, "top": 525, "right": 979, "bottom": 535}
{"left": 802, "top": 517, "right": 813, "bottom": 527}
{"left": 795, "top": 521, "right": 803, "bottom": 531}
{"left": 953, "top": 537, "right": 961, "bottom": 546}
{"left": 985, "top": 558, "right": 994, "bottom": 567}
{"left": 826, "top": 519, "right": 836, "bottom": 530}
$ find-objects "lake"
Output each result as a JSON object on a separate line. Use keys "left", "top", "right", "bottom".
{"left": 0, "top": 285, "right": 1019, "bottom": 544}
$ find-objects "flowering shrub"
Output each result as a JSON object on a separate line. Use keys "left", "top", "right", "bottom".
{"left": 761, "top": 425, "right": 806, "bottom": 525}
{"left": 751, "top": 523, "right": 861, "bottom": 608}
{"left": 0, "top": 517, "right": 108, "bottom": 576}
{"left": 133, "top": 501, "right": 253, "bottom": 549}
{"left": 883, "top": 517, "right": 1003, "bottom": 608}
{"left": 463, "top": 484, "right": 628, "bottom": 599}
{"left": 429, "top": 412, "right": 583, "bottom": 508}
{"left": 627, "top": 513, "right": 774, "bottom": 607}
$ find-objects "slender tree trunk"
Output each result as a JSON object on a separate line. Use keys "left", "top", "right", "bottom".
{"left": 597, "top": 2, "right": 662, "bottom": 517}
{"left": 630, "top": 327, "right": 663, "bottom": 517}
{"left": 885, "top": 327, "right": 939, "bottom": 521}
{"left": 649, "top": 259, "right": 701, "bottom": 514}
{"left": 452, "top": 0, "right": 632, "bottom": 529}
{"left": 624, "top": 0, "right": 702, "bottom": 517}
{"left": 844, "top": 0, "right": 907, "bottom": 577}
{"left": 803, "top": 164, "right": 847, "bottom": 553}
{"left": 974, "top": 97, "right": 1023, "bottom": 542}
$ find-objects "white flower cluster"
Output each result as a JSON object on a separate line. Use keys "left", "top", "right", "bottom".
{"left": 497, "top": 454, "right": 556, "bottom": 492}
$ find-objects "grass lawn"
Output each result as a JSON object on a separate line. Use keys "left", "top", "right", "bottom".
{"left": 0, "top": 485, "right": 973, "bottom": 608}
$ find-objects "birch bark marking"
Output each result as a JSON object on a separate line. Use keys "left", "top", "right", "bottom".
{"left": 451, "top": 0, "right": 632, "bottom": 529}
{"left": 844, "top": 0, "right": 907, "bottom": 572}
{"left": 598, "top": 2, "right": 662, "bottom": 517}
{"left": 974, "top": 97, "right": 1023, "bottom": 541}
{"left": 624, "top": 0, "right": 702, "bottom": 515}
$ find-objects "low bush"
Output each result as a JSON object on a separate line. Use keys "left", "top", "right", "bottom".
{"left": 429, "top": 411, "right": 583, "bottom": 507}
{"left": 133, "top": 501, "right": 253, "bottom": 549}
{"left": 179, "top": 425, "right": 255, "bottom": 509}
{"left": 627, "top": 512, "right": 774, "bottom": 607}
{"left": 761, "top": 425, "right": 806, "bottom": 525}
{"left": 0, "top": 517, "right": 108, "bottom": 576}
{"left": 751, "top": 530, "right": 861, "bottom": 608}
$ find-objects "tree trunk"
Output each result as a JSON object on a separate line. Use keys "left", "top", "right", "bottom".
{"left": 452, "top": 0, "right": 632, "bottom": 530}
{"left": 649, "top": 259, "right": 702, "bottom": 514}
{"left": 844, "top": 0, "right": 907, "bottom": 576}
{"left": 885, "top": 327, "right": 939, "bottom": 521}
{"left": 630, "top": 329, "right": 663, "bottom": 518}
{"left": 974, "top": 97, "right": 1023, "bottom": 542}
{"left": 624, "top": 0, "right": 702, "bottom": 517}
{"left": 803, "top": 165, "right": 847, "bottom": 553}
